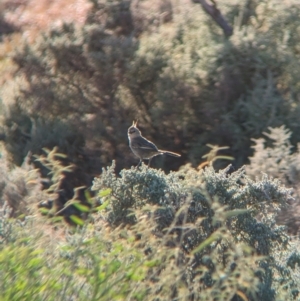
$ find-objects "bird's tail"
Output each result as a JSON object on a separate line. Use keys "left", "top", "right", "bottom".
{"left": 159, "top": 150, "right": 181, "bottom": 157}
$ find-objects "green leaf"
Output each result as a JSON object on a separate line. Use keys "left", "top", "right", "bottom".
{"left": 54, "top": 153, "right": 68, "bottom": 158}
{"left": 85, "top": 190, "right": 94, "bottom": 205}
{"left": 126, "top": 269, "right": 145, "bottom": 281}
{"left": 96, "top": 200, "right": 110, "bottom": 211}
{"left": 213, "top": 155, "right": 234, "bottom": 161}
{"left": 73, "top": 202, "right": 90, "bottom": 212}
{"left": 51, "top": 216, "right": 64, "bottom": 223}
{"left": 224, "top": 209, "right": 248, "bottom": 218}
{"left": 98, "top": 188, "right": 112, "bottom": 198}
{"left": 192, "top": 232, "right": 221, "bottom": 254}
{"left": 39, "top": 208, "right": 50, "bottom": 215}
{"left": 144, "top": 259, "right": 161, "bottom": 267}
{"left": 69, "top": 215, "right": 84, "bottom": 226}
{"left": 28, "top": 257, "right": 43, "bottom": 267}
{"left": 107, "top": 259, "right": 121, "bottom": 274}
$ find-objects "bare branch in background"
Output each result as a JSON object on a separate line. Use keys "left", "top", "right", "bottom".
{"left": 192, "top": 0, "right": 233, "bottom": 37}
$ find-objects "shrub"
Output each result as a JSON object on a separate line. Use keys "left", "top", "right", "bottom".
{"left": 0, "top": 161, "right": 298, "bottom": 300}
{"left": 0, "top": 146, "right": 46, "bottom": 217}
{"left": 246, "top": 126, "right": 300, "bottom": 233}
{"left": 91, "top": 162, "right": 298, "bottom": 300}
{"left": 0, "top": 210, "right": 152, "bottom": 301}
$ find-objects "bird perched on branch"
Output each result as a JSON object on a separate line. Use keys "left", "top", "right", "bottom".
{"left": 128, "top": 121, "right": 181, "bottom": 167}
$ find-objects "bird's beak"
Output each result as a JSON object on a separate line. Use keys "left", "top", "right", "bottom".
{"left": 132, "top": 120, "right": 138, "bottom": 127}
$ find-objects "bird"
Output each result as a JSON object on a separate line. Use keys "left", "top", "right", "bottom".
{"left": 128, "top": 121, "right": 181, "bottom": 167}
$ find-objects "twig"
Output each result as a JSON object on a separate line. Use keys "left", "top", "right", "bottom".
{"left": 192, "top": 0, "right": 233, "bottom": 37}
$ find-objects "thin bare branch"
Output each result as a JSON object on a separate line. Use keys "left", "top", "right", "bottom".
{"left": 192, "top": 0, "right": 233, "bottom": 36}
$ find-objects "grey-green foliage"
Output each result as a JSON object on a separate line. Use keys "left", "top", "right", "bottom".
{"left": 0, "top": 202, "right": 14, "bottom": 244}
{"left": 246, "top": 126, "right": 300, "bottom": 188}
{"left": 3, "top": 107, "right": 85, "bottom": 166}
{"left": 221, "top": 73, "right": 290, "bottom": 153}
{"left": 246, "top": 126, "right": 300, "bottom": 234}
{"left": 211, "top": 0, "right": 300, "bottom": 164}
{"left": 92, "top": 161, "right": 298, "bottom": 300}
{"left": 92, "top": 161, "right": 185, "bottom": 225}
{"left": 0, "top": 146, "right": 46, "bottom": 217}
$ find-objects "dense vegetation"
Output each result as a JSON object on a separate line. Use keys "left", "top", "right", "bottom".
{"left": 1, "top": 0, "right": 300, "bottom": 300}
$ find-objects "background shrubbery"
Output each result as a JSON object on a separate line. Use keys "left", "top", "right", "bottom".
{"left": 1, "top": 0, "right": 300, "bottom": 175}
{"left": 1, "top": 0, "right": 300, "bottom": 299}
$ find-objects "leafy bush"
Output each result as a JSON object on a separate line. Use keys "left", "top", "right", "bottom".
{"left": 0, "top": 161, "right": 298, "bottom": 300}
{"left": 0, "top": 145, "right": 85, "bottom": 219}
{"left": 246, "top": 126, "right": 300, "bottom": 233}
{"left": 0, "top": 210, "right": 153, "bottom": 301}
{"left": 91, "top": 162, "right": 298, "bottom": 300}
{"left": 0, "top": 146, "right": 45, "bottom": 217}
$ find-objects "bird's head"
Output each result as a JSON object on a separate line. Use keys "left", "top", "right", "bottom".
{"left": 128, "top": 120, "right": 141, "bottom": 138}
